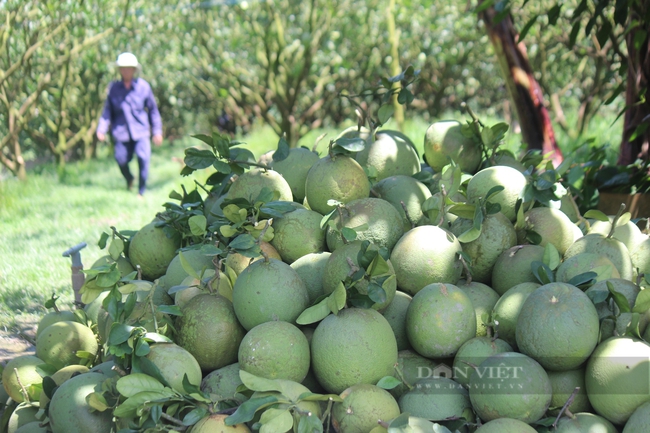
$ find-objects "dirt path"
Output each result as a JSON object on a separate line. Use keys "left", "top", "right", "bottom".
{"left": 0, "top": 321, "right": 37, "bottom": 366}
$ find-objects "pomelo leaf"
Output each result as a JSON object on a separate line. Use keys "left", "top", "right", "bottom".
{"left": 42, "top": 376, "right": 57, "bottom": 399}
{"left": 448, "top": 204, "right": 476, "bottom": 220}
{"left": 297, "top": 297, "right": 331, "bottom": 325}
{"left": 75, "top": 350, "right": 95, "bottom": 359}
{"left": 220, "top": 225, "right": 239, "bottom": 238}
{"left": 108, "top": 237, "right": 124, "bottom": 260}
{"left": 388, "top": 412, "right": 410, "bottom": 429}
{"left": 97, "top": 266, "right": 121, "bottom": 288}
{"left": 225, "top": 395, "right": 279, "bottom": 425}
{"left": 633, "top": 289, "right": 650, "bottom": 313}
{"left": 113, "top": 390, "right": 176, "bottom": 418}
{"left": 567, "top": 272, "right": 597, "bottom": 288}
{"left": 367, "top": 254, "right": 390, "bottom": 276}
{"left": 623, "top": 312, "right": 642, "bottom": 339}
{"left": 178, "top": 251, "right": 200, "bottom": 280}
{"left": 378, "top": 104, "right": 395, "bottom": 125}
{"left": 334, "top": 137, "right": 366, "bottom": 153}
{"left": 458, "top": 227, "right": 481, "bottom": 243}
{"left": 223, "top": 204, "right": 245, "bottom": 223}
{"left": 297, "top": 413, "right": 323, "bottom": 433}
{"left": 142, "top": 332, "right": 173, "bottom": 343}
{"left": 525, "top": 230, "right": 543, "bottom": 245}
{"left": 229, "top": 234, "right": 256, "bottom": 250}
{"left": 188, "top": 215, "right": 207, "bottom": 237}
{"left": 182, "top": 406, "right": 208, "bottom": 426}
{"left": 98, "top": 231, "right": 110, "bottom": 249}
{"left": 367, "top": 283, "right": 387, "bottom": 304}
{"left": 296, "top": 392, "right": 343, "bottom": 403}
{"left": 213, "top": 160, "right": 231, "bottom": 174}
{"left": 485, "top": 185, "right": 505, "bottom": 201}
{"left": 514, "top": 198, "right": 526, "bottom": 230}
{"left": 587, "top": 289, "right": 610, "bottom": 305}
{"left": 240, "top": 370, "right": 286, "bottom": 393}
{"left": 341, "top": 227, "right": 357, "bottom": 242}
{"left": 376, "top": 376, "right": 401, "bottom": 390}
{"left": 182, "top": 373, "right": 203, "bottom": 395}
{"left": 150, "top": 404, "right": 162, "bottom": 423}
{"left": 617, "top": 212, "right": 632, "bottom": 227}
{"left": 485, "top": 202, "right": 501, "bottom": 215}
{"left": 191, "top": 133, "right": 213, "bottom": 147}
{"left": 542, "top": 243, "right": 560, "bottom": 270}
{"left": 531, "top": 261, "right": 554, "bottom": 285}
{"left": 255, "top": 187, "right": 275, "bottom": 205}
{"left": 584, "top": 209, "right": 609, "bottom": 222}
{"left": 109, "top": 323, "right": 135, "bottom": 345}
{"left": 117, "top": 373, "right": 165, "bottom": 398}
{"left": 139, "top": 356, "right": 172, "bottom": 388}
{"left": 607, "top": 282, "right": 631, "bottom": 313}
{"left": 260, "top": 408, "right": 293, "bottom": 433}
{"left": 157, "top": 305, "right": 182, "bottom": 316}
{"left": 135, "top": 338, "right": 150, "bottom": 357}
{"left": 87, "top": 391, "right": 110, "bottom": 412}
{"left": 330, "top": 283, "right": 347, "bottom": 313}
{"left": 272, "top": 136, "right": 291, "bottom": 162}
{"left": 184, "top": 148, "right": 216, "bottom": 170}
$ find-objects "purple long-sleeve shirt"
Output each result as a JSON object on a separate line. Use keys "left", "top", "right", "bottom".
{"left": 97, "top": 78, "right": 162, "bottom": 142}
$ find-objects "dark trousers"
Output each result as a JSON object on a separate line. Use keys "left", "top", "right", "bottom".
{"left": 114, "top": 137, "right": 151, "bottom": 195}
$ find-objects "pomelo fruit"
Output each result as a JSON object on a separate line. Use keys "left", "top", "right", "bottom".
{"left": 164, "top": 249, "right": 216, "bottom": 289}
{"left": 517, "top": 206, "right": 580, "bottom": 255}
{"left": 311, "top": 308, "right": 398, "bottom": 394}
{"left": 381, "top": 290, "right": 412, "bottom": 351}
{"left": 128, "top": 220, "right": 181, "bottom": 281}
{"left": 630, "top": 236, "right": 650, "bottom": 278}
{"left": 238, "top": 320, "right": 310, "bottom": 382}
{"left": 564, "top": 233, "right": 634, "bottom": 281}
{"left": 355, "top": 130, "right": 421, "bottom": 181}
{"left": 482, "top": 150, "right": 528, "bottom": 172}
{"left": 406, "top": 283, "right": 476, "bottom": 358}
{"left": 491, "top": 245, "right": 545, "bottom": 295}
{"left": 423, "top": 120, "right": 482, "bottom": 174}
{"left": 555, "top": 412, "right": 619, "bottom": 433}
{"left": 270, "top": 208, "right": 326, "bottom": 263}
{"left": 452, "top": 337, "right": 513, "bottom": 387}
{"left": 332, "top": 383, "right": 401, "bottom": 433}
{"left": 226, "top": 167, "right": 293, "bottom": 202}
{"left": 225, "top": 241, "right": 282, "bottom": 275}
{"left": 623, "top": 400, "right": 650, "bottom": 432}
{"left": 232, "top": 258, "right": 309, "bottom": 330}
{"left": 491, "top": 282, "right": 540, "bottom": 348}
{"left": 466, "top": 165, "right": 527, "bottom": 222}
{"left": 469, "top": 352, "right": 552, "bottom": 424}
{"left": 391, "top": 350, "right": 439, "bottom": 399}
{"left": 474, "top": 418, "right": 537, "bottom": 433}
{"left": 270, "top": 147, "right": 320, "bottom": 202}
{"left": 546, "top": 367, "right": 592, "bottom": 416}
{"left": 35, "top": 309, "right": 77, "bottom": 339}
{"left": 13, "top": 421, "right": 48, "bottom": 433}
{"left": 39, "top": 364, "right": 89, "bottom": 408}
{"left": 555, "top": 253, "right": 620, "bottom": 284}
{"left": 189, "top": 413, "right": 251, "bottom": 432}
{"left": 174, "top": 269, "right": 233, "bottom": 307}
{"left": 290, "top": 252, "right": 331, "bottom": 304}
{"left": 456, "top": 280, "right": 500, "bottom": 337}
{"left": 589, "top": 216, "right": 646, "bottom": 254}
{"left": 585, "top": 337, "right": 650, "bottom": 425}
{"left": 35, "top": 321, "right": 97, "bottom": 370}
{"left": 389, "top": 225, "right": 463, "bottom": 295}
{"left": 176, "top": 293, "right": 245, "bottom": 372}
{"left": 371, "top": 175, "right": 432, "bottom": 231}
{"left": 398, "top": 377, "right": 473, "bottom": 423}
{"left": 144, "top": 343, "right": 202, "bottom": 393}
{"left": 201, "top": 363, "right": 243, "bottom": 401}
{"left": 7, "top": 404, "right": 40, "bottom": 433}
{"left": 304, "top": 154, "right": 370, "bottom": 215}
{"left": 325, "top": 197, "right": 404, "bottom": 253}
{"left": 516, "top": 282, "right": 600, "bottom": 371}
{"left": 2, "top": 355, "right": 45, "bottom": 403}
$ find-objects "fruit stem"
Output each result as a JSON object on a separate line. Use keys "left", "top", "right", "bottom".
{"left": 607, "top": 203, "right": 626, "bottom": 239}
{"left": 458, "top": 253, "right": 472, "bottom": 284}
{"left": 136, "top": 265, "right": 143, "bottom": 281}
{"left": 400, "top": 200, "right": 416, "bottom": 230}
{"left": 256, "top": 219, "right": 273, "bottom": 262}
{"left": 552, "top": 386, "right": 580, "bottom": 428}
{"left": 461, "top": 101, "right": 484, "bottom": 127}
{"left": 160, "top": 412, "right": 189, "bottom": 430}
{"left": 393, "top": 363, "right": 413, "bottom": 391}
{"left": 149, "top": 295, "right": 159, "bottom": 334}
{"left": 14, "top": 368, "right": 30, "bottom": 403}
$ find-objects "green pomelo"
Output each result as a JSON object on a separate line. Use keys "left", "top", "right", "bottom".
{"left": 423, "top": 120, "right": 482, "bottom": 174}
{"left": 2, "top": 353, "right": 44, "bottom": 403}
{"left": 14, "top": 421, "right": 48, "bottom": 433}
{"left": 39, "top": 364, "right": 89, "bottom": 408}
{"left": 623, "top": 400, "right": 650, "bottom": 432}
{"left": 238, "top": 320, "right": 310, "bottom": 382}
{"left": 466, "top": 165, "right": 527, "bottom": 222}
{"left": 144, "top": 343, "right": 202, "bottom": 393}
{"left": 175, "top": 270, "right": 233, "bottom": 306}
{"left": 482, "top": 150, "right": 528, "bottom": 172}
{"left": 322, "top": 241, "right": 397, "bottom": 311}
{"left": 84, "top": 290, "right": 110, "bottom": 328}
{"left": 7, "top": 404, "right": 39, "bottom": 433}
{"left": 564, "top": 233, "right": 634, "bottom": 281}
{"left": 165, "top": 249, "right": 216, "bottom": 289}
{"left": 326, "top": 197, "right": 405, "bottom": 253}
{"left": 469, "top": 352, "right": 552, "bottom": 424}
{"left": 355, "top": 130, "right": 420, "bottom": 181}
{"left": 555, "top": 412, "right": 619, "bottom": 433}
{"left": 249, "top": 380, "right": 321, "bottom": 429}
{"left": 225, "top": 241, "right": 282, "bottom": 275}
{"left": 332, "top": 383, "right": 401, "bottom": 433}
{"left": 201, "top": 363, "right": 243, "bottom": 401}
{"left": 270, "top": 147, "right": 320, "bottom": 202}
{"left": 270, "top": 208, "right": 326, "bottom": 263}
{"left": 516, "top": 282, "right": 600, "bottom": 371}
{"left": 381, "top": 291, "right": 413, "bottom": 351}
{"left": 547, "top": 368, "right": 592, "bottom": 416}
{"left": 35, "top": 310, "right": 77, "bottom": 339}
{"left": 450, "top": 212, "right": 517, "bottom": 283}
{"left": 48, "top": 372, "right": 113, "bottom": 433}
{"left": 176, "top": 293, "right": 245, "bottom": 372}
{"left": 189, "top": 413, "right": 251, "bottom": 433}
{"left": 399, "top": 377, "right": 473, "bottom": 423}
{"left": 232, "top": 258, "right": 309, "bottom": 330}
{"left": 556, "top": 253, "right": 621, "bottom": 284}
{"left": 35, "top": 321, "right": 97, "bottom": 370}
{"left": 406, "top": 283, "right": 476, "bottom": 358}
{"left": 290, "top": 252, "right": 331, "bottom": 304}
{"left": 474, "top": 418, "right": 537, "bottom": 433}
{"left": 311, "top": 308, "right": 398, "bottom": 394}
{"left": 390, "top": 225, "right": 463, "bottom": 296}
{"left": 518, "top": 207, "right": 581, "bottom": 255}
{"left": 391, "top": 350, "right": 439, "bottom": 399}
{"left": 128, "top": 220, "right": 181, "bottom": 281}
{"left": 589, "top": 217, "right": 646, "bottom": 254}
{"left": 491, "top": 245, "right": 545, "bottom": 295}
{"left": 585, "top": 337, "right": 650, "bottom": 425}
{"left": 491, "top": 282, "right": 540, "bottom": 348}
{"left": 304, "top": 154, "right": 371, "bottom": 215}
{"left": 371, "top": 175, "right": 432, "bottom": 231}
{"left": 452, "top": 337, "right": 513, "bottom": 387}
{"left": 631, "top": 236, "right": 650, "bottom": 278}
{"left": 226, "top": 167, "right": 293, "bottom": 202}
{"left": 585, "top": 278, "right": 641, "bottom": 319}
{"left": 456, "top": 280, "right": 501, "bottom": 337}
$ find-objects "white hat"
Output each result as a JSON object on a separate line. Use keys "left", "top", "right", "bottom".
{"left": 116, "top": 52, "right": 140, "bottom": 68}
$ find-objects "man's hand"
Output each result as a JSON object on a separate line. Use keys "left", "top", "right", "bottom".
{"left": 97, "top": 132, "right": 106, "bottom": 142}
{"left": 153, "top": 134, "right": 163, "bottom": 146}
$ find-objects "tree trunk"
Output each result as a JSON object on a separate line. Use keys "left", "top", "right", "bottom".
{"left": 480, "top": 7, "right": 563, "bottom": 166}
{"left": 617, "top": 4, "right": 650, "bottom": 167}
{"left": 387, "top": 0, "right": 404, "bottom": 130}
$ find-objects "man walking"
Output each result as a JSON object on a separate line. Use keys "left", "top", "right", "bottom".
{"left": 96, "top": 52, "right": 163, "bottom": 196}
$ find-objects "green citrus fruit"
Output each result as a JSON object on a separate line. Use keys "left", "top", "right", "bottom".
{"left": 164, "top": 249, "right": 216, "bottom": 289}
{"left": 518, "top": 207, "right": 581, "bottom": 255}
{"left": 225, "top": 241, "right": 282, "bottom": 275}
{"left": 332, "top": 383, "right": 401, "bottom": 433}
{"left": 290, "top": 252, "right": 331, "bottom": 304}
{"left": 39, "top": 364, "right": 89, "bottom": 408}
{"left": 564, "top": 233, "right": 634, "bottom": 281}
{"left": 128, "top": 220, "right": 181, "bottom": 281}
{"left": 589, "top": 216, "right": 646, "bottom": 254}
{"left": 311, "top": 308, "right": 398, "bottom": 394}
{"left": 623, "top": 400, "right": 650, "bottom": 432}
{"left": 226, "top": 167, "right": 293, "bottom": 202}
{"left": 546, "top": 368, "right": 591, "bottom": 416}
{"left": 555, "top": 253, "right": 620, "bottom": 284}
{"left": 190, "top": 413, "right": 251, "bottom": 432}
{"left": 491, "top": 282, "right": 540, "bottom": 349}
{"left": 200, "top": 363, "right": 243, "bottom": 401}
{"left": 456, "top": 280, "right": 500, "bottom": 337}
{"left": 381, "top": 290, "right": 412, "bottom": 351}
{"left": 7, "top": 405, "right": 40, "bottom": 433}
{"left": 474, "top": 418, "right": 537, "bottom": 433}
{"left": 423, "top": 120, "right": 482, "bottom": 174}
{"left": 390, "top": 225, "right": 463, "bottom": 296}
{"left": 406, "top": 283, "right": 476, "bottom": 358}
{"left": 491, "top": 245, "right": 545, "bottom": 295}
{"left": 356, "top": 130, "right": 420, "bottom": 181}
{"left": 466, "top": 165, "right": 527, "bottom": 222}
{"left": 399, "top": 377, "right": 473, "bottom": 422}
{"left": 555, "top": 412, "right": 619, "bottom": 433}
{"left": 452, "top": 337, "right": 513, "bottom": 387}
{"left": 13, "top": 420, "right": 48, "bottom": 433}
{"left": 270, "top": 147, "right": 320, "bottom": 202}
{"left": 35, "top": 310, "right": 77, "bottom": 338}
{"left": 516, "top": 282, "right": 600, "bottom": 371}
{"left": 371, "top": 175, "right": 432, "bottom": 231}
{"left": 35, "top": 321, "right": 97, "bottom": 370}
{"left": 2, "top": 355, "right": 45, "bottom": 403}
{"left": 270, "top": 208, "right": 326, "bottom": 263}
{"left": 144, "top": 343, "right": 202, "bottom": 394}
{"left": 232, "top": 258, "right": 309, "bottom": 330}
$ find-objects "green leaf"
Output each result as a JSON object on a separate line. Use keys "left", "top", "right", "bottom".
{"left": 531, "top": 261, "right": 554, "bottom": 285}
{"left": 388, "top": 412, "right": 411, "bottom": 429}
{"left": 297, "top": 413, "right": 324, "bottom": 433}
{"left": 584, "top": 209, "right": 609, "bottom": 221}
{"left": 526, "top": 230, "right": 543, "bottom": 245}
{"left": 397, "top": 88, "right": 414, "bottom": 104}
{"left": 341, "top": 227, "right": 357, "bottom": 242}
{"left": 189, "top": 215, "right": 207, "bottom": 237}
{"left": 297, "top": 298, "right": 331, "bottom": 325}
{"left": 191, "top": 133, "right": 213, "bottom": 147}
{"left": 239, "top": 370, "right": 286, "bottom": 393}
{"left": 108, "top": 238, "right": 124, "bottom": 260}
{"left": 547, "top": 4, "right": 562, "bottom": 25}
{"left": 113, "top": 390, "right": 176, "bottom": 418}
{"left": 98, "top": 232, "right": 110, "bottom": 249}
{"left": 225, "top": 395, "right": 279, "bottom": 425}
{"left": 448, "top": 204, "right": 476, "bottom": 220}
{"left": 334, "top": 137, "right": 366, "bottom": 153}
{"left": 367, "top": 283, "right": 387, "bottom": 304}
{"left": 220, "top": 225, "right": 239, "bottom": 238}
{"left": 96, "top": 266, "right": 121, "bottom": 288}
{"left": 518, "top": 14, "right": 538, "bottom": 41}
{"left": 376, "top": 376, "right": 401, "bottom": 390}
{"left": 135, "top": 338, "right": 150, "bottom": 357}
{"left": 179, "top": 251, "right": 200, "bottom": 280}
{"left": 260, "top": 408, "right": 293, "bottom": 433}
{"left": 542, "top": 243, "right": 560, "bottom": 270}
{"left": 587, "top": 289, "right": 610, "bottom": 305}
{"left": 184, "top": 148, "right": 216, "bottom": 170}
{"left": 328, "top": 282, "right": 347, "bottom": 314}
{"left": 633, "top": 289, "right": 650, "bottom": 313}
{"left": 367, "top": 254, "right": 390, "bottom": 277}
{"left": 378, "top": 104, "right": 395, "bottom": 125}
{"left": 458, "top": 227, "right": 481, "bottom": 243}
{"left": 214, "top": 132, "right": 231, "bottom": 158}
{"left": 272, "top": 136, "right": 291, "bottom": 162}
{"left": 183, "top": 406, "right": 208, "bottom": 426}
{"left": 108, "top": 323, "right": 135, "bottom": 346}
{"left": 229, "top": 234, "right": 257, "bottom": 250}
{"left": 485, "top": 185, "right": 505, "bottom": 201}
{"left": 567, "top": 272, "right": 597, "bottom": 288}
{"left": 87, "top": 392, "right": 110, "bottom": 412}
{"left": 157, "top": 305, "right": 182, "bottom": 316}
{"left": 116, "top": 373, "right": 165, "bottom": 398}
{"left": 608, "top": 282, "right": 631, "bottom": 313}
{"left": 617, "top": 212, "right": 632, "bottom": 227}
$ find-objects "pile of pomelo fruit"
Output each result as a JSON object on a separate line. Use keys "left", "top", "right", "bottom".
{"left": 3, "top": 118, "right": 650, "bottom": 433}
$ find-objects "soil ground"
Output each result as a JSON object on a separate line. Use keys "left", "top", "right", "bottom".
{"left": 0, "top": 319, "right": 37, "bottom": 365}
